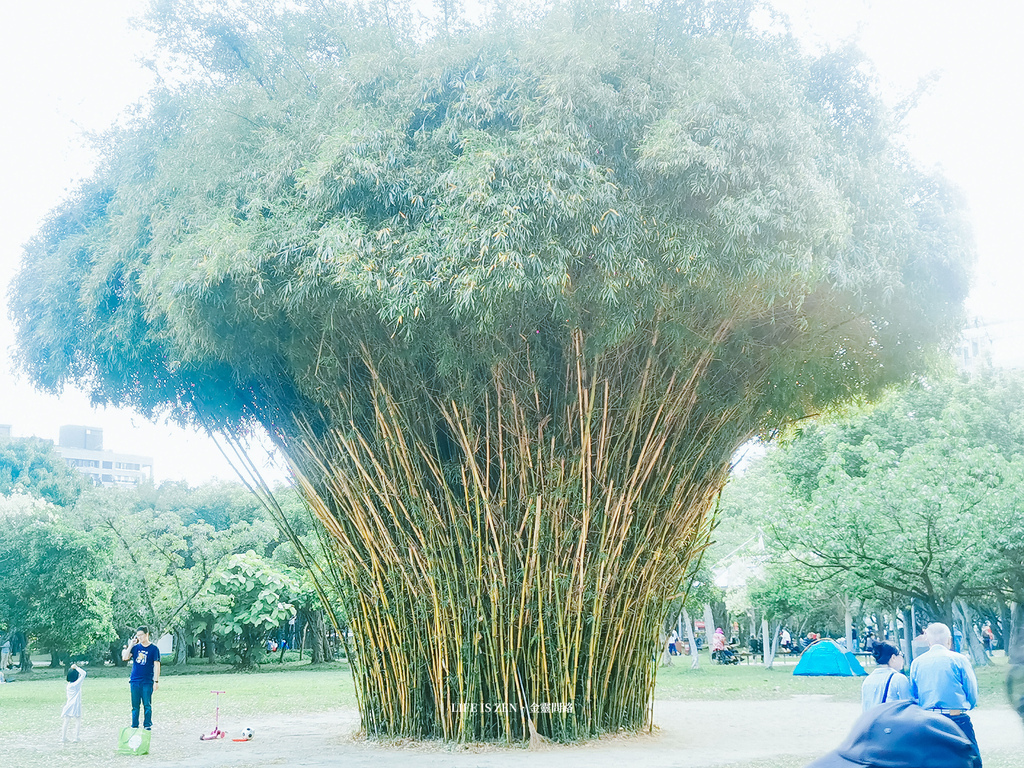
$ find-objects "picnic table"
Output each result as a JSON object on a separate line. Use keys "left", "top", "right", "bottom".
{"left": 732, "top": 647, "right": 795, "bottom": 664}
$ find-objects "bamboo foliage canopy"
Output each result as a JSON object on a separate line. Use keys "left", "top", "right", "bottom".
{"left": 12, "top": 0, "right": 972, "bottom": 743}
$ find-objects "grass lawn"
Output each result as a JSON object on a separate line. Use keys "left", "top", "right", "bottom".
{"left": 0, "top": 652, "right": 1019, "bottom": 767}
{"left": 1, "top": 652, "right": 1015, "bottom": 723}
{"left": 653, "top": 652, "right": 1013, "bottom": 707}
{"left": 0, "top": 658, "right": 357, "bottom": 740}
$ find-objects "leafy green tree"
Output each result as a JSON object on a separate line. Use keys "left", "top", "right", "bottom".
{"left": 987, "top": 456, "right": 1024, "bottom": 604}
{"left": 780, "top": 436, "right": 1002, "bottom": 620}
{"left": 11, "top": 0, "right": 971, "bottom": 741}
{"left": 135, "top": 479, "right": 267, "bottom": 530}
{"left": 0, "top": 438, "right": 86, "bottom": 508}
{"left": 735, "top": 373, "right": 1024, "bottom": 665}
{"left": 207, "top": 551, "right": 297, "bottom": 668}
{"left": 0, "top": 497, "right": 112, "bottom": 668}
{"left": 74, "top": 485, "right": 278, "bottom": 662}
{"left": 271, "top": 521, "right": 343, "bottom": 665}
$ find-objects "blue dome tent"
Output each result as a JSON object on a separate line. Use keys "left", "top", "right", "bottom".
{"left": 793, "top": 639, "right": 867, "bottom": 676}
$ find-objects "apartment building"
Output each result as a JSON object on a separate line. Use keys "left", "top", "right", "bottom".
{"left": 54, "top": 425, "right": 154, "bottom": 487}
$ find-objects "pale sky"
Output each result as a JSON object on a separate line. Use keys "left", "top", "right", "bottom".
{"left": 0, "top": 0, "right": 1021, "bottom": 485}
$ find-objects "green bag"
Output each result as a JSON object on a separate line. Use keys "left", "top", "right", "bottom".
{"left": 117, "top": 727, "right": 151, "bottom": 755}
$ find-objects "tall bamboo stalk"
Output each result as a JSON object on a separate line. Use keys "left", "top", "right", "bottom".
{"left": 287, "top": 326, "right": 763, "bottom": 742}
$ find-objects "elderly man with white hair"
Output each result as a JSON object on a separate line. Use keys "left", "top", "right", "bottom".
{"left": 909, "top": 622, "right": 981, "bottom": 768}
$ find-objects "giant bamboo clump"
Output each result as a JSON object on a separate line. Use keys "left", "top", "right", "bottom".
{"left": 12, "top": 0, "right": 972, "bottom": 743}
{"left": 289, "top": 327, "right": 753, "bottom": 740}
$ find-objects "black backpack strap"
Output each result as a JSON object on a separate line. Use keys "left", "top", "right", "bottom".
{"left": 881, "top": 671, "right": 895, "bottom": 703}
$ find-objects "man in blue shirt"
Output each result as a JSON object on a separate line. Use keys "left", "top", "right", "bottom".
{"left": 909, "top": 623, "right": 981, "bottom": 768}
{"left": 121, "top": 626, "right": 161, "bottom": 730}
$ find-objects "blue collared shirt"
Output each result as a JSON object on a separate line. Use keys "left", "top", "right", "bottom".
{"left": 862, "top": 667, "right": 912, "bottom": 711}
{"left": 909, "top": 645, "right": 978, "bottom": 711}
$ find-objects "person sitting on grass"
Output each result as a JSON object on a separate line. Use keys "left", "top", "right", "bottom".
{"left": 61, "top": 662, "right": 86, "bottom": 742}
{"left": 861, "top": 642, "right": 910, "bottom": 711}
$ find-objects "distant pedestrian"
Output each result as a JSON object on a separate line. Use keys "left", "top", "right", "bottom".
{"left": 0, "top": 637, "right": 10, "bottom": 671}
{"left": 909, "top": 623, "right": 981, "bottom": 768}
{"left": 61, "top": 663, "right": 86, "bottom": 742}
{"left": 121, "top": 627, "right": 161, "bottom": 731}
{"left": 982, "top": 624, "right": 995, "bottom": 657}
{"left": 862, "top": 642, "right": 910, "bottom": 711}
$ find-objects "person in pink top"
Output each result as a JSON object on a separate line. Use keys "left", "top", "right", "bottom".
{"left": 711, "top": 627, "right": 727, "bottom": 661}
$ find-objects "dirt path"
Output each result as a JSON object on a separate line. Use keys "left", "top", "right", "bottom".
{"left": 26, "top": 697, "right": 1023, "bottom": 768}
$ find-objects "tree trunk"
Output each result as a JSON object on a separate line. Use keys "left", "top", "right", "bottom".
{"left": 932, "top": 598, "right": 954, "bottom": 629}
{"left": 900, "top": 608, "right": 913, "bottom": 663}
{"left": 174, "top": 627, "right": 187, "bottom": 665}
{"left": 660, "top": 629, "right": 673, "bottom": 667}
{"left": 955, "top": 600, "right": 988, "bottom": 667}
{"left": 843, "top": 598, "right": 853, "bottom": 653}
{"left": 204, "top": 620, "right": 217, "bottom": 664}
{"left": 999, "top": 600, "right": 1012, "bottom": 652}
{"left": 704, "top": 604, "right": 716, "bottom": 655}
{"left": 109, "top": 640, "right": 127, "bottom": 667}
{"left": 762, "top": 619, "right": 776, "bottom": 668}
{"left": 306, "top": 610, "right": 331, "bottom": 664}
{"left": 711, "top": 600, "right": 728, "bottom": 640}
{"left": 682, "top": 607, "right": 699, "bottom": 670}
{"left": 323, "top": 617, "right": 334, "bottom": 661}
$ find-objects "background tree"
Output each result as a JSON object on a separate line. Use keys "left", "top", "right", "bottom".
{"left": 661, "top": 560, "right": 721, "bottom": 668}
{"left": 727, "top": 372, "right": 1024, "bottom": 666}
{"left": 0, "top": 437, "right": 86, "bottom": 508}
{"left": 745, "top": 559, "right": 849, "bottom": 667}
{"left": 0, "top": 496, "right": 113, "bottom": 669}
{"left": 73, "top": 484, "right": 279, "bottom": 663}
{"left": 269, "top": 495, "right": 346, "bottom": 665}
{"left": 206, "top": 551, "right": 298, "bottom": 668}
{"left": 11, "top": 0, "right": 972, "bottom": 742}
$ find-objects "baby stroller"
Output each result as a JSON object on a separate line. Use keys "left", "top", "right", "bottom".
{"left": 713, "top": 647, "right": 740, "bottom": 664}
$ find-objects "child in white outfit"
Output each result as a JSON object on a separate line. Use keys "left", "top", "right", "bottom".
{"left": 61, "top": 663, "right": 86, "bottom": 742}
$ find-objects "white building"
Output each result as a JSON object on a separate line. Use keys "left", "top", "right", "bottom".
{"left": 53, "top": 425, "right": 154, "bottom": 488}
{"left": 959, "top": 316, "right": 1024, "bottom": 372}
